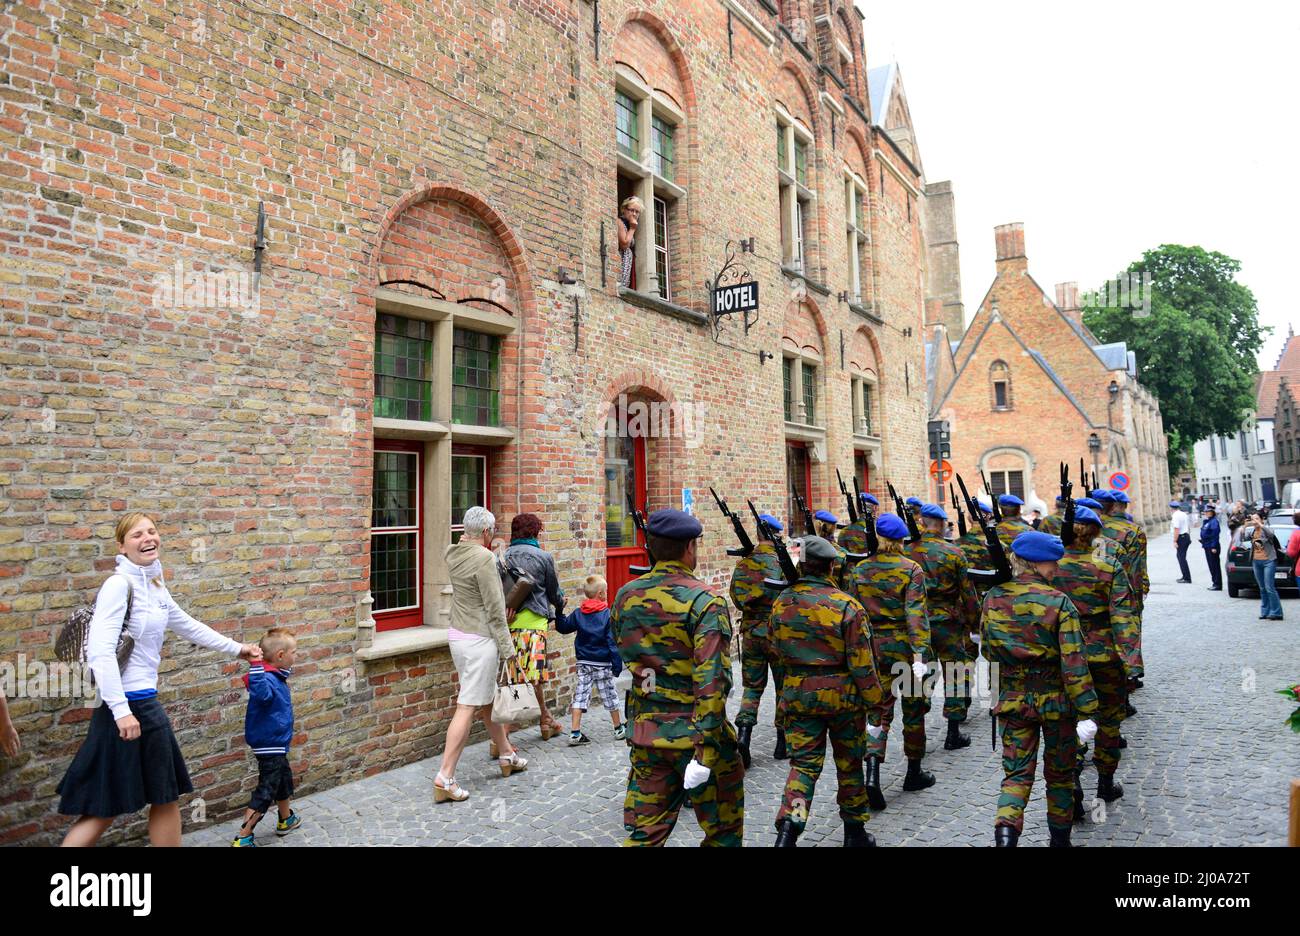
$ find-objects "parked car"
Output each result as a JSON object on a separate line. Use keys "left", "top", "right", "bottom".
{"left": 1225, "top": 509, "right": 1298, "bottom": 598}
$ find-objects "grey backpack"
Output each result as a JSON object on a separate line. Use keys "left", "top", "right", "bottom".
{"left": 55, "top": 575, "right": 136, "bottom": 672}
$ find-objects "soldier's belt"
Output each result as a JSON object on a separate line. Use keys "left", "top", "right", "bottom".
{"left": 997, "top": 664, "right": 1064, "bottom": 692}
{"left": 627, "top": 697, "right": 693, "bottom": 716}
{"left": 782, "top": 663, "right": 851, "bottom": 677}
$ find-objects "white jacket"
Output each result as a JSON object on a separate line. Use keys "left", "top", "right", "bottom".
{"left": 88, "top": 555, "right": 242, "bottom": 720}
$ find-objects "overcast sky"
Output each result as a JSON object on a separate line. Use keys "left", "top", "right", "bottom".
{"left": 858, "top": 0, "right": 1299, "bottom": 370}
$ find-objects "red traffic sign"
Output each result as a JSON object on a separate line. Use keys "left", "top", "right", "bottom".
{"left": 1109, "top": 471, "right": 1130, "bottom": 491}
{"left": 930, "top": 460, "right": 953, "bottom": 482}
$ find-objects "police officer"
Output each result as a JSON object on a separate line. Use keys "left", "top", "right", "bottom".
{"left": 908, "top": 503, "right": 980, "bottom": 748}
{"left": 769, "top": 536, "right": 883, "bottom": 847}
{"left": 982, "top": 531, "right": 1098, "bottom": 847}
{"left": 729, "top": 513, "right": 787, "bottom": 767}
{"left": 613, "top": 509, "right": 744, "bottom": 846}
{"left": 994, "top": 494, "right": 1032, "bottom": 550}
{"left": 1053, "top": 505, "right": 1137, "bottom": 809}
{"left": 846, "top": 513, "right": 933, "bottom": 808}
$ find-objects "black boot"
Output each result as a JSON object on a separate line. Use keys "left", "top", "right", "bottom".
{"left": 865, "top": 755, "right": 887, "bottom": 811}
{"left": 736, "top": 725, "right": 753, "bottom": 769}
{"left": 944, "top": 719, "right": 971, "bottom": 750}
{"left": 773, "top": 726, "right": 788, "bottom": 760}
{"left": 843, "top": 820, "right": 876, "bottom": 847}
{"left": 1073, "top": 774, "right": 1086, "bottom": 823}
{"left": 774, "top": 819, "right": 799, "bottom": 847}
{"left": 1131, "top": 678, "right": 1143, "bottom": 690}
{"left": 1049, "top": 825, "right": 1072, "bottom": 847}
{"left": 1097, "top": 773, "right": 1124, "bottom": 802}
{"left": 1117, "top": 735, "right": 1127, "bottom": 749}
{"left": 902, "top": 758, "right": 936, "bottom": 791}
{"left": 1124, "top": 701, "right": 1137, "bottom": 717}
{"left": 994, "top": 825, "right": 1019, "bottom": 847}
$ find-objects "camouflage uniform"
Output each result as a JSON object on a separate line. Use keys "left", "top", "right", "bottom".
{"left": 846, "top": 551, "right": 931, "bottom": 760}
{"left": 981, "top": 572, "right": 1098, "bottom": 834}
{"left": 838, "top": 520, "right": 869, "bottom": 557}
{"left": 728, "top": 544, "right": 784, "bottom": 731}
{"left": 769, "top": 574, "right": 883, "bottom": 831}
{"left": 1038, "top": 511, "right": 1065, "bottom": 538}
{"left": 1053, "top": 534, "right": 1138, "bottom": 780}
{"left": 957, "top": 529, "right": 991, "bottom": 576}
{"left": 907, "top": 532, "right": 980, "bottom": 721}
{"left": 1100, "top": 513, "right": 1147, "bottom": 678}
{"left": 614, "top": 560, "right": 744, "bottom": 846}
{"left": 995, "top": 515, "right": 1033, "bottom": 552}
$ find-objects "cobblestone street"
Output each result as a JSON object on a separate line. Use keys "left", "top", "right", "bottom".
{"left": 187, "top": 531, "right": 1296, "bottom": 847}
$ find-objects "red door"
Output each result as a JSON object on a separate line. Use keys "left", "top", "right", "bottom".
{"left": 786, "top": 441, "right": 811, "bottom": 532}
{"left": 855, "top": 450, "right": 871, "bottom": 498}
{"left": 606, "top": 433, "right": 648, "bottom": 596}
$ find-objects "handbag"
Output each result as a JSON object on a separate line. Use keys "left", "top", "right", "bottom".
{"left": 54, "top": 574, "right": 136, "bottom": 679}
{"left": 491, "top": 662, "right": 541, "bottom": 726}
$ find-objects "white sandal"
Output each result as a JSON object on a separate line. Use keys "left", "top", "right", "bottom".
{"left": 433, "top": 772, "right": 469, "bottom": 802}
{"left": 499, "top": 750, "right": 529, "bottom": 777}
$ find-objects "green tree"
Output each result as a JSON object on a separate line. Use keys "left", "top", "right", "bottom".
{"left": 1082, "top": 245, "right": 1265, "bottom": 476}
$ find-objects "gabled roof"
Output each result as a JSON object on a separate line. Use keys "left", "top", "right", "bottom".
{"left": 1258, "top": 329, "right": 1300, "bottom": 419}
{"left": 934, "top": 311, "right": 1101, "bottom": 427}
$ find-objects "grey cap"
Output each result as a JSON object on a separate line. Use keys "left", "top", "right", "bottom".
{"left": 801, "top": 535, "right": 839, "bottom": 561}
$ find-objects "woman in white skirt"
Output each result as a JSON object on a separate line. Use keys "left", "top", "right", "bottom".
{"left": 437, "top": 507, "right": 527, "bottom": 801}
{"left": 58, "top": 513, "right": 262, "bottom": 845}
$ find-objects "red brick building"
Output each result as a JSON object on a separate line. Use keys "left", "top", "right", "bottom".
{"left": 0, "top": 0, "right": 946, "bottom": 842}
{"left": 932, "top": 224, "right": 1170, "bottom": 529}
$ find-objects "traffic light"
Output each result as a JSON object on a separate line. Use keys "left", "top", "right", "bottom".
{"left": 927, "top": 420, "right": 951, "bottom": 461}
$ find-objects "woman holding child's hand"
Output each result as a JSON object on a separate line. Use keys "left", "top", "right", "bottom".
{"left": 58, "top": 513, "right": 256, "bottom": 846}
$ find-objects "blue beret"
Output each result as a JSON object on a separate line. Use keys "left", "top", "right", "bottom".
{"left": 998, "top": 494, "right": 1024, "bottom": 507}
{"left": 1090, "top": 489, "right": 1115, "bottom": 502}
{"left": 1055, "top": 495, "right": 1068, "bottom": 504}
{"left": 814, "top": 509, "right": 838, "bottom": 524}
{"left": 876, "top": 513, "right": 908, "bottom": 540}
{"left": 646, "top": 509, "right": 702, "bottom": 541}
{"left": 920, "top": 503, "right": 947, "bottom": 521}
{"left": 1010, "top": 531, "right": 1064, "bottom": 562}
{"left": 1168, "top": 500, "right": 1181, "bottom": 509}
{"left": 1111, "top": 491, "right": 1130, "bottom": 504}
{"left": 758, "top": 513, "right": 784, "bottom": 533}
{"left": 905, "top": 497, "right": 923, "bottom": 507}
{"left": 861, "top": 493, "right": 879, "bottom": 506}
{"left": 976, "top": 499, "right": 993, "bottom": 514}
{"left": 1073, "top": 505, "right": 1101, "bottom": 526}
{"left": 1076, "top": 497, "right": 1102, "bottom": 510}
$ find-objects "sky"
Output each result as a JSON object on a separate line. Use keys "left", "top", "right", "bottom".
{"left": 857, "top": 0, "right": 1300, "bottom": 370}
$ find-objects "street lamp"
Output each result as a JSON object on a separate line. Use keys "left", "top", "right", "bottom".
{"left": 1088, "top": 432, "right": 1101, "bottom": 478}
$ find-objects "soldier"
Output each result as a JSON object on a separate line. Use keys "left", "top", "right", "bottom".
{"left": 769, "top": 536, "right": 884, "bottom": 847}
{"left": 1095, "top": 490, "right": 1147, "bottom": 699}
{"left": 958, "top": 498, "right": 994, "bottom": 574}
{"left": 613, "top": 509, "right": 744, "bottom": 847}
{"left": 1038, "top": 497, "right": 1068, "bottom": 537}
{"left": 1052, "top": 505, "right": 1137, "bottom": 809}
{"left": 994, "top": 494, "right": 1033, "bottom": 550}
{"left": 983, "top": 531, "right": 1099, "bottom": 847}
{"left": 847, "top": 513, "right": 933, "bottom": 808}
{"left": 729, "top": 512, "right": 787, "bottom": 767}
{"left": 814, "top": 509, "right": 850, "bottom": 580}
{"left": 838, "top": 493, "right": 879, "bottom": 556}
{"left": 908, "top": 503, "right": 980, "bottom": 747}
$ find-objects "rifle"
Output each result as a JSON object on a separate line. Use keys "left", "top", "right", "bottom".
{"left": 793, "top": 490, "right": 816, "bottom": 536}
{"left": 853, "top": 477, "right": 880, "bottom": 556}
{"left": 957, "top": 473, "right": 1012, "bottom": 589}
{"left": 1058, "top": 462, "right": 1076, "bottom": 547}
{"left": 981, "top": 470, "right": 1004, "bottom": 523}
{"left": 710, "top": 486, "right": 754, "bottom": 557}
{"left": 1080, "top": 458, "right": 1087, "bottom": 494}
{"left": 747, "top": 500, "right": 799, "bottom": 588}
{"left": 627, "top": 493, "right": 653, "bottom": 575}
{"left": 888, "top": 482, "right": 922, "bottom": 543}
{"left": 837, "top": 468, "right": 859, "bottom": 525}
{"left": 951, "top": 482, "right": 968, "bottom": 539}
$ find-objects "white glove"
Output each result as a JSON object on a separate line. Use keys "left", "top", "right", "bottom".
{"left": 683, "top": 758, "right": 712, "bottom": 790}
{"left": 912, "top": 660, "right": 928, "bottom": 682}
{"left": 866, "top": 723, "right": 884, "bottom": 740}
{"left": 1076, "top": 719, "right": 1098, "bottom": 744}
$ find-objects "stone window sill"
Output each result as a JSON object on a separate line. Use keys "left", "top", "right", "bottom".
{"left": 356, "top": 625, "right": 448, "bottom": 663}
{"left": 781, "top": 267, "right": 832, "bottom": 297}
{"left": 849, "top": 301, "right": 881, "bottom": 324}
{"left": 618, "top": 287, "right": 708, "bottom": 326}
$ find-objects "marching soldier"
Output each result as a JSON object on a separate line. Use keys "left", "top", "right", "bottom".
{"left": 846, "top": 513, "right": 934, "bottom": 808}
{"left": 769, "top": 536, "right": 884, "bottom": 847}
{"left": 838, "top": 493, "right": 879, "bottom": 556}
{"left": 958, "top": 498, "right": 994, "bottom": 574}
{"left": 982, "top": 531, "right": 1098, "bottom": 847}
{"left": 729, "top": 512, "right": 788, "bottom": 767}
{"left": 994, "top": 494, "right": 1033, "bottom": 550}
{"left": 908, "top": 503, "right": 980, "bottom": 748}
{"left": 613, "top": 509, "right": 744, "bottom": 846}
{"left": 1095, "top": 490, "right": 1148, "bottom": 699}
{"left": 1052, "top": 505, "right": 1138, "bottom": 808}
{"left": 814, "top": 509, "right": 850, "bottom": 583}
{"left": 1038, "top": 496, "right": 1068, "bottom": 537}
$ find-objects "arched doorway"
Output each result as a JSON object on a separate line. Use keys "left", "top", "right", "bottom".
{"left": 605, "top": 425, "right": 647, "bottom": 595}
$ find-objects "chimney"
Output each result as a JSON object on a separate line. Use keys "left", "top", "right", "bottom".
{"left": 994, "top": 222, "right": 1026, "bottom": 271}
{"left": 1055, "top": 281, "right": 1081, "bottom": 327}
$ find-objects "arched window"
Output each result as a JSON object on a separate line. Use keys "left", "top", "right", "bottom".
{"left": 990, "top": 360, "right": 1012, "bottom": 411}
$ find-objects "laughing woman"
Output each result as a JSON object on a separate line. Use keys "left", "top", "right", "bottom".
{"left": 58, "top": 513, "right": 261, "bottom": 846}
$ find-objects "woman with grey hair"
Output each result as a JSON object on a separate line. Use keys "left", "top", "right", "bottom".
{"left": 435, "top": 506, "right": 527, "bottom": 802}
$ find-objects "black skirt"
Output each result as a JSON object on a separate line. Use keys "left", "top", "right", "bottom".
{"left": 57, "top": 696, "right": 193, "bottom": 817}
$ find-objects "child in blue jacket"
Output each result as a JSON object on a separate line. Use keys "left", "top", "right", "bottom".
{"left": 232, "top": 629, "right": 299, "bottom": 847}
{"left": 556, "top": 576, "right": 624, "bottom": 745}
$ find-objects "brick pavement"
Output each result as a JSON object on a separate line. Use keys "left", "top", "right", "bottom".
{"left": 187, "top": 532, "right": 1296, "bottom": 847}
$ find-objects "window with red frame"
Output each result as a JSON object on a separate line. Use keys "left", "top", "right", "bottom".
{"left": 451, "top": 446, "right": 490, "bottom": 544}
{"left": 372, "top": 441, "right": 423, "bottom": 630}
